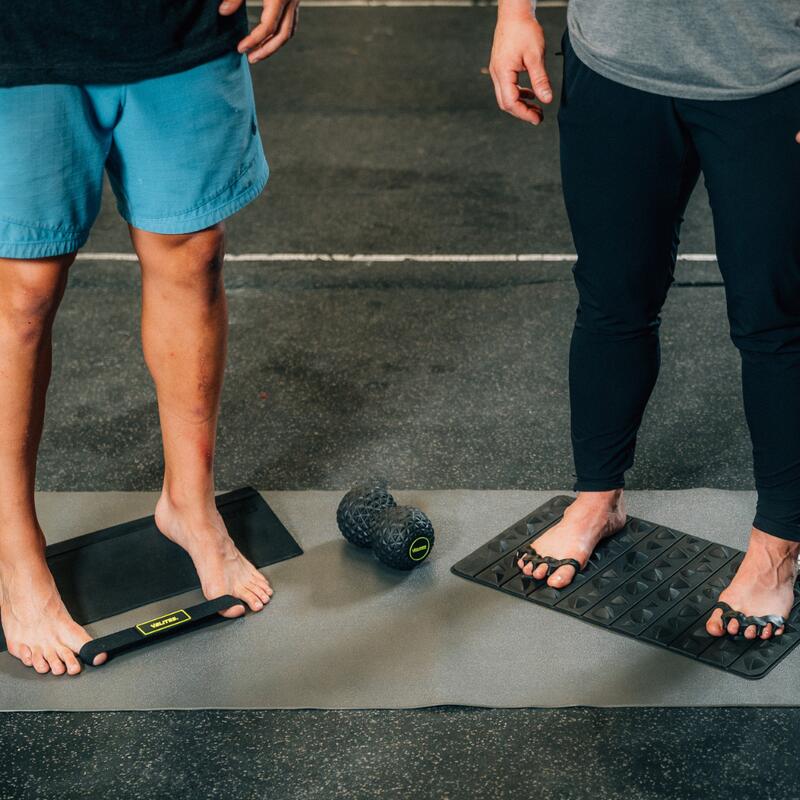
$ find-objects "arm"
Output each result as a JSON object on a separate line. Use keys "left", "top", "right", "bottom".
{"left": 489, "top": 0, "right": 553, "bottom": 125}
{"left": 220, "top": 0, "right": 300, "bottom": 63}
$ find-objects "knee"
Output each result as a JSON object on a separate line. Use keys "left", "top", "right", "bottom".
{"left": 180, "top": 225, "right": 226, "bottom": 282}
{"left": 575, "top": 301, "right": 662, "bottom": 340}
{"left": 0, "top": 254, "right": 74, "bottom": 340}
{"left": 141, "top": 225, "right": 226, "bottom": 291}
{"left": 572, "top": 261, "right": 670, "bottom": 339}
{"left": 730, "top": 320, "right": 800, "bottom": 356}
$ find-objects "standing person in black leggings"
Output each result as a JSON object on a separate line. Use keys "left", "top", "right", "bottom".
{"left": 490, "top": 1, "right": 800, "bottom": 640}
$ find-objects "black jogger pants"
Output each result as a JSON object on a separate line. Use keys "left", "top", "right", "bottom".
{"left": 558, "top": 31, "right": 800, "bottom": 541}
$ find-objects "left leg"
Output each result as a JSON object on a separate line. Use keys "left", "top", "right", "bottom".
{"left": 681, "top": 85, "right": 800, "bottom": 640}
{"left": 131, "top": 224, "right": 272, "bottom": 616}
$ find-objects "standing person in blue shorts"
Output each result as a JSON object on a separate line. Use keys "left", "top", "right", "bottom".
{"left": 0, "top": 0, "right": 298, "bottom": 675}
{"left": 490, "top": 2, "right": 800, "bottom": 641}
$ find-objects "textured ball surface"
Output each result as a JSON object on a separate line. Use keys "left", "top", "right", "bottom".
{"left": 336, "top": 485, "right": 396, "bottom": 548}
{"left": 372, "top": 506, "right": 435, "bottom": 570}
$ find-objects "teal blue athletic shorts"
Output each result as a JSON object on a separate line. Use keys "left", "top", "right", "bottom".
{"left": 0, "top": 51, "right": 268, "bottom": 259}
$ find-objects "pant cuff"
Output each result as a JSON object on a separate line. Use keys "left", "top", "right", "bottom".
{"left": 573, "top": 478, "right": 626, "bottom": 492}
{"left": 753, "top": 513, "right": 800, "bottom": 542}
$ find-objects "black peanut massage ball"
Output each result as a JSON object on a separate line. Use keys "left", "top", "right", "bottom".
{"left": 336, "top": 484, "right": 435, "bottom": 570}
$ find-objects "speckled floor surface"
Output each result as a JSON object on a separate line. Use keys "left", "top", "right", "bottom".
{"left": 1, "top": 707, "right": 797, "bottom": 800}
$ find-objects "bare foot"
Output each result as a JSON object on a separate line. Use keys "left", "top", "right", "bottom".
{"left": 0, "top": 537, "right": 106, "bottom": 675}
{"left": 517, "top": 489, "right": 627, "bottom": 588}
{"left": 706, "top": 527, "right": 798, "bottom": 640}
{"left": 155, "top": 494, "right": 273, "bottom": 617}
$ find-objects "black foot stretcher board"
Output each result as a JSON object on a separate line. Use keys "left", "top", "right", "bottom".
{"left": 0, "top": 487, "right": 302, "bottom": 664}
{"left": 452, "top": 495, "right": 800, "bottom": 680}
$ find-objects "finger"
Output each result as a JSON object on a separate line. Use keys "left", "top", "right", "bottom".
{"left": 219, "top": 0, "right": 245, "bottom": 14}
{"left": 489, "top": 65, "right": 506, "bottom": 110}
{"left": 496, "top": 72, "right": 544, "bottom": 124}
{"left": 522, "top": 51, "right": 553, "bottom": 104}
{"left": 238, "top": 0, "right": 286, "bottom": 53}
{"left": 247, "top": 6, "right": 297, "bottom": 63}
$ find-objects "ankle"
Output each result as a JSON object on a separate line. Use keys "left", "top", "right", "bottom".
{"left": 159, "top": 481, "right": 216, "bottom": 516}
{"left": 574, "top": 488, "right": 624, "bottom": 513}
{"left": 0, "top": 537, "right": 47, "bottom": 575}
{"left": 750, "top": 527, "right": 800, "bottom": 560}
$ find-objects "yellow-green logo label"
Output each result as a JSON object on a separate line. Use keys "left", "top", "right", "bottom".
{"left": 136, "top": 609, "right": 191, "bottom": 636}
{"left": 408, "top": 536, "right": 431, "bottom": 561}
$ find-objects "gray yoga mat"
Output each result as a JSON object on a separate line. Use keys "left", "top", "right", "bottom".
{"left": 1, "top": 489, "right": 798, "bottom": 711}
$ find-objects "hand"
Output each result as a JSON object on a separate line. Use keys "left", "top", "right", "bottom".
{"left": 489, "top": 4, "right": 552, "bottom": 125}
{"left": 219, "top": 0, "right": 300, "bottom": 64}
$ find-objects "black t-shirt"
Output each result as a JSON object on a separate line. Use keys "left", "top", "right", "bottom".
{"left": 0, "top": 2, "right": 249, "bottom": 87}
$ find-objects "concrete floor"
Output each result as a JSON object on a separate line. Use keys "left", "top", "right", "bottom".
{"left": 43, "top": 11, "right": 740, "bottom": 493}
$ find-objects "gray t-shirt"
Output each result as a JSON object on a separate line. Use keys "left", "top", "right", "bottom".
{"left": 566, "top": 1, "right": 800, "bottom": 100}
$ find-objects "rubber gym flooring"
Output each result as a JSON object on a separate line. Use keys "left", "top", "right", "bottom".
{"left": 2, "top": 5, "right": 796, "bottom": 799}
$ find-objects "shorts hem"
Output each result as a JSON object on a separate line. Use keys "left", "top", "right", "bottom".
{"left": 121, "top": 155, "right": 269, "bottom": 235}
{"left": 0, "top": 234, "right": 88, "bottom": 259}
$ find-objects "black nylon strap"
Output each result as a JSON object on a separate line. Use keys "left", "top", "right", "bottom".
{"left": 79, "top": 595, "right": 244, "bottom": 666}
{"left": 515, "top": 546, "right": 582, "bottom": 578}
{"left": 712, "top": 601, "right": 786, "bottom": 639}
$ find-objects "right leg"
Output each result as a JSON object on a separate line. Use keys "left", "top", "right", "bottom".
{"left": 0, "top": 255, "right": 104, "bottom": 673}
{"left": 519, "top": 33, "right": 700, "bottom": 586}
{"left": 0, "top": 83, "right": 113, "bottom": 673}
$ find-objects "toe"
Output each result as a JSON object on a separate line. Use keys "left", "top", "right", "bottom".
{"left": 744, "top": 624, "right": 758, "bottom": 640}
{"left": 521, "top": 561, "right": 533, "bottom": 576}
{"left": 547, "top": 564, "right": 576, "bottom": 588}
{"left": 250, "top": 582, "right": 271, "bottom": 605}
{"left": 251, "top": 571, "right": 271, "bottom": 596}
{"left": 706, "top": 609, "right": 725, "bottom": 637}
{"left": 532, "top": 564, "right": 549, "bottom": 580}
{"left": 760, "top": 623, "right": 773, "bottom": 640}
{"left": 726, "top": 618, "right": 740, "bottom": 637}
{"left": 776, "top": 626, "right": 785, "bottom": 636}
{"left": 218, "top": 598, "right": 247, "bottom": 618}
{"left": 17, "top": 645, "right": 33, "bottom": 667}
{"left": 58, "top": 648, "right": 82, "bottom": 676}
{"left": 31, "top": 648, "right": 50, "bottom": 674}
{"left": 239, "top": 586, "right": 264, "bottom": 613}
{"left": 64, "top": 626, "right": 101, "bottom": 667}
{"left": 45, "top": 649, "right": 66, "bottom": 676}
